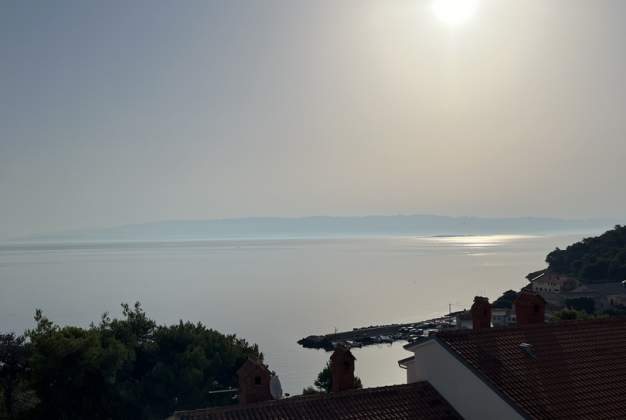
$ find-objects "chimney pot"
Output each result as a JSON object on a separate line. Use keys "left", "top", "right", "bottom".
{"left": 514, "top": 291, "right": 546, "bottom": 326}
{"left": 470, "top": 296, "right": 491, "bottom": 331}
{"left": 236, "top": 358, "right": 273, "bottom": 404}
{"left": 330, "top": 345, "right": 357, "bottom": 393}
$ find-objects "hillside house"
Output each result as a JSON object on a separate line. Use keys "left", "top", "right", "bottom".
{"left": 454, "top": 310, "right": 473, "bottom": 329}
{"left": 560, "top": 281, "right": 626, "bottom": 311}
{"left": 529, "top": 270, "right": 578, "bottom": 293}
{"left": 491, "top": 306, "right": 515, "bottom": 326}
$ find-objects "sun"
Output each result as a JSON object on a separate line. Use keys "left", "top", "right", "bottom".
{"left": 432, "top": 0, "right": 478, "bottom": 26}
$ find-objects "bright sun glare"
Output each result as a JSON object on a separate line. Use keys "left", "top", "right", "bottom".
{"left": 432, "top": 0, "right": 478, "bottom": 26}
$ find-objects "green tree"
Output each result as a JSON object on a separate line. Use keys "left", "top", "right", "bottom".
{"left": 22, "top": 303, "right": 261, "bottom": 420}
{"left": 26, "top": 310, "right": 132, "bottom": 420}
{"left": 546, "top": 225, "right": 626, "bottom": 283}
{"left": 565, "top": 297, "right": 595, "bottom": 314}
{"left": 0, "top": 333, "right": 31, "bottom": 419}
{"left": 552, "top": 309, "right": 594, "bottom": 321}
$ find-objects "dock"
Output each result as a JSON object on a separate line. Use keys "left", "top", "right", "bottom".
{"left": 298, "top": 313, "right": 458, "bottom": 351}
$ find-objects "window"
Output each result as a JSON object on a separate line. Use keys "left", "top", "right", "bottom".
{"left": 254, "top": 376, "right": 261, "bottom": 385}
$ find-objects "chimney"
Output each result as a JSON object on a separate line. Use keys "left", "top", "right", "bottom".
{"left": 330, "top": 345, "right": 357, "bottom": 393}
{"left": 236, "top": 358, "right": 273, "bottom": 404}
{"left": 515, "top": 291, "right": 545, "bottom": 326}
{"left": 470, "top": 296, "right": 491, "bottom": 331}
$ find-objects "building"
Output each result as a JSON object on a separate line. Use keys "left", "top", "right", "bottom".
{"left": 608, "top": 292, "right": 626, "bottom": 307}
{"left": 490, "top": 306, "right": 515, "bottom": 326}
{"left": 458, "top": 299, "right": 516, "bottom": 328}
{"left": 453, "top": 310, "right": 473, "bottom": 330}
{"left": 174, "top": 346, "right": 461, "bottom": 420}
{"left": 529, "top": 270, "right": 578, "bottom": 294}
{"left": 399, "top": 292, "right": 626, "bottom": 419}
{"left": 561, "top": 281, "right": 626, "bottom": 311}
{"left": 534, "top": 281, "right": 626, "bottom": 312}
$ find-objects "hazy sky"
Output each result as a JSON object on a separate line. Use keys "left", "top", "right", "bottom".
{"left": 2, "top": 0, "right": 626, "bottom": 238}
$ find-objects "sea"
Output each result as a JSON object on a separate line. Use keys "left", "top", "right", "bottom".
{"left": 0, "top": 233, "right": 595, "bottom": 394}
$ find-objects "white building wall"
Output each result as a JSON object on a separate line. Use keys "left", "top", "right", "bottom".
{"left": 406, "top": 340, "right": 524, "bottom": 420}
{"left": 402, "top": 358, "right": 417, "bottom": 383}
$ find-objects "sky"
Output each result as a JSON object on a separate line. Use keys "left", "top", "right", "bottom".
{"left": 2, "top": 0, "right": 626, "bottom": 239}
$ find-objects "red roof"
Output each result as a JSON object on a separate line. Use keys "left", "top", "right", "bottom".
{"left": 174, "top": 382, "right": 461, "bottom": 420}
{"left": 436, "top": 317, "right": 626, "bottom": 419}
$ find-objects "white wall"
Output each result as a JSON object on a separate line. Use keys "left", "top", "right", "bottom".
{"left": 401, "top": 358, "right": 417, "bottom": 383}
{"left": 406, "top": 340, "right": 524, "bottom": 420}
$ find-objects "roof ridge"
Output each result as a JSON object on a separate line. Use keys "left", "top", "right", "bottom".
{"left": 175, "top": 382, "right": 430, "bottom": 416}
{"left": 438, "top": 316, "right": 626, "bottom": 338}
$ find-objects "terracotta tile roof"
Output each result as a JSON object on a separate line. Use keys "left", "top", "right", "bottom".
{"left": 436, "top": 317, "right": 626, "bottom": 419}
{"left": 174, "top": 382, "right": 461, "bottom": 420}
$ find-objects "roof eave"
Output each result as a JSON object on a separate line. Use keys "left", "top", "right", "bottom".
{"left": 403, "top": 337, "right": 436, "bottom": 351}
{"left": 398, "top": 356, "right": 415, "bottom": 369}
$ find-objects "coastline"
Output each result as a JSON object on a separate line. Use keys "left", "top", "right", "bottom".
{"left": 298, "top": 313, "right": 457, "bottom": 351}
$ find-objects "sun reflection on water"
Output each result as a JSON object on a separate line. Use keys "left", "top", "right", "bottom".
{"left": 425, "top": 234, "right": 536, "bottom": 248}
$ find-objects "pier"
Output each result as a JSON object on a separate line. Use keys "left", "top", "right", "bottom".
{"left": 298, "top": 313, "right": 458, "bottom": 351}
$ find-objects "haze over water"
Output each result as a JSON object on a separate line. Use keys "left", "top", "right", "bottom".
{"left": 0, "top": 233, "right": 593, "bottom": 393}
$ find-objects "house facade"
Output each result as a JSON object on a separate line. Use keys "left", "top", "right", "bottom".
{"left": 561, "top": 282, "right": 626, "bottom": 311}
{"left": 529, "top": 270, "right": 578, "bottom": 293}
{"left": 534, "top": 281, "right": 626, "bottom": 312}
{"left": 454, "top": 310, "right": 473, "bottom": 329}
{"left": 490, "top": 306, "right": 515, "bottom": 326}
{"left": 608, "top": 292, "right": 626, "bottom": 307}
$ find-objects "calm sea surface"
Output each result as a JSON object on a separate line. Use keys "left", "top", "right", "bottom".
{"left": 0, "top": 234, "right": 591, "bottom": 394}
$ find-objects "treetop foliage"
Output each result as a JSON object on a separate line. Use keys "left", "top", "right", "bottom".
{"left": 546, "top": 225, "right": 626, "bottom": 283}
{"left": 0, "top": 303, "right": 261, "bottom": 420}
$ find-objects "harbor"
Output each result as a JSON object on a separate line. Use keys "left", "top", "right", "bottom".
{"left": 297, "top": 313, "right": 458, "bottom": 351}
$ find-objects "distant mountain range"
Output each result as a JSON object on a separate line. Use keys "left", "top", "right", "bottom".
{"left": 12, "top": 215, "right": 619, "bottom": 243}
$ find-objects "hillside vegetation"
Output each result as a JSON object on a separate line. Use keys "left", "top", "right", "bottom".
{"left": 546, "top": 225, "right": 626, "bottom": 283}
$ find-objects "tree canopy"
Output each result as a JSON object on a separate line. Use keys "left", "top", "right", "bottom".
{"left": 0, "top": 303, "right": 261, "bottom": 420}
{"left": 546, "top": 225, "right": 626, "bottom": 283}
{"left": 552, "top": 309, "right": 595, "bottom": 321}
{"left": 565, "top": 297, "right": 595, "bottom": 314}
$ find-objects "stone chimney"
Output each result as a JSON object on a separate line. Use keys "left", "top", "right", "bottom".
{"left": 237, "top": 358, "right": 272, "bottom": 404}
{"left": 330, "top": 345, "right": 357, "bottom": 393}
{"left": 515, "top": 291, "right": 545, "bottom": 326}
{"left": 470, "top": 296, "right": 491, "bottom": 331}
